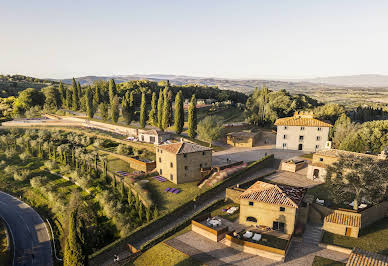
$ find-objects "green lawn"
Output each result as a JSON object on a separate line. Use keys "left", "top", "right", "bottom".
{"left": 144, "top": 176, "right": 207, "bottom": 214}
{"left": 322, "top": 217, "right": 388, "bottom": 255}
{"left": 105, "top": 154, "right": 134, "bottom": 173}
{"left": 130, "top": 225, "right": 201, "bottom": 266}
{"left": 0, "top": 220, "right": 11, "bottom": 266}
{"left": 312, "top": 256, "right": 345, "bottom": 266}
{"left": 209, "top": 201, "right": 240, "bottom": 222}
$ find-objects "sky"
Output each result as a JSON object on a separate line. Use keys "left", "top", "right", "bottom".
{"left": 1, "top": 0, "right": 388, "bottom": 79}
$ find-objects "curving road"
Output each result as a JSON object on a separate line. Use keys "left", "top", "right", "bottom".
{"left": 0, "top": 191, "right": 52, "bottom": 266}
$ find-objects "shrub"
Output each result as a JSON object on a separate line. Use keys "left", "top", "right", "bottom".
{"left": 4, "top": 165, "right": 16, "bottom": 174}
{"left": 13, "top": 169, "right": 31, "bottom": 182}
{"left": 44, "top": 160, "right": 58, "bottom": 170}
{"left": 19, "top": 152, "right": 31, "bottom": 161}
{"left": 30, "top": 176, "right": 48, "bottom": 188}
{"left": 4, "top": 148, "right": 17, "bottom": 158}
{"left": 116, "top": 144, "right": 133, "bottom": 155}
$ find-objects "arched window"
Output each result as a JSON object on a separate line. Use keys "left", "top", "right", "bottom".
{"left": 313, "top": 169, "right": 320, "bottom": 179}
{"left": 246, "top": 216, "right": 257, "bottom": 223}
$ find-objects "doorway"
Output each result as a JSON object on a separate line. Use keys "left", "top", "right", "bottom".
{"left": 273, "top": 222, "right": 285, "bottom": 232}
{"left": 345, "top": 227, "right": 351, "bottom": 236}
{"left": 298, "top": 143, "right": 303, "bottom": 150}
{"left": 313, "top": 169, "right": 320, "bottom": 179}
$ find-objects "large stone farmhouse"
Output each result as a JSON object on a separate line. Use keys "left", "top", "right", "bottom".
{"left": 274, "top": 112, "right": 332, "bottom": 152}
{"left": 239, "top": 181, "right": 307, "bottom": 234}
{"left": 156, "top": 142, "right": 212, "bottom": 184}
{"left": 307, "top": 148, "right": 388, "bottom": 182}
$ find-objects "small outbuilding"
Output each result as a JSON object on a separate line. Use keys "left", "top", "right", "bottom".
{"left": 138, "top": 129, "right": 171, "bottom": 145}
{"left": 226, "top": 131, "right": 261, "bottom": 148}
{"left": 323, "top": 210, "right": 361, "bottom": 238}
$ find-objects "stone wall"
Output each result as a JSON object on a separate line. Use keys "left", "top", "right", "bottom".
{"left": 360, "top": 201, "right": 388, "bottom": 228}
{"left": 225, "top": 187, "right": 244, "bottom": 203}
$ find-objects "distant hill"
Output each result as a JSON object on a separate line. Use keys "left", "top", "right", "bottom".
{"left": 298, "top": 74, "right": 388, "bottom": 87}
{"left": 58, "top": 74, "right": 338, "bottom": 95}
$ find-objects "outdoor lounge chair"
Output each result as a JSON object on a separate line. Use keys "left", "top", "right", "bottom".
{"left": 169, "top": 188, "right": 177, "bottom": 193}
{"left": 252, "top": 233, "right": 262, "bottom": 241}
{"left": 243, "top": 231, "right": 253, "bottom": 238}
{"left": 165, "top": 188, "right": 171, "bottom": 192}
{"left": 173, "top": 189, "right": 180, "bottom": 194}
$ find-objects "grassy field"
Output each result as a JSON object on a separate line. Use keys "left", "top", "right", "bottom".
{"left": 130, "top": 225, "right": 201, "bottom": 266}
{"left": 144, "top": 176, "right": 207, "bottom": 214}
{"left": 209, "top": 201, "right": 240, "bottom": 222}
{"left": 312, "top": 256, "right": 345, "bottom": 266}
{"left": 0, "top": 220, "right": 11, "bottom": 266}
{"left": 322, "top": 217, "right": 388, "bottom": 255}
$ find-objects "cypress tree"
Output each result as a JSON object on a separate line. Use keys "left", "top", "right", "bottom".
{"left": 58, "top": 81, "right": 65, "bottom": 107}
{"left": 111, "top": 96, "right": 120, "bottom": 123}
{"left": 135, "top": 194, "right": 140, "bottom": 210}
{"left": 140, "top": 91, "right": 147, "bottom": 128}
{"left": 94, "top": 85, "right": 101, "bottom": 106}
{"left": 108, "top": 79, "right": 117, "bottom": 105}
{"left": 64, "top": 211, "right": 86, "bottom": 266}
{"left": 119, "top": 181, "right": 125, "bottom": 200}
{"left": 157, "top": 89, "right": 164, "bottom": 130}
{"left": 162, "top": 86, "right": 171, "bottom": 130}
{"left": 65, "top": 88, "right": 72, "bottom": 109}
{"left": 121, "top": 92, "right": 130, "bottom": 124}
{"left": 77, "top": 82, "right": 82, "bottom": 100}
{"left": 146, "top": 207, "right": 151, "bottom": 223}
{"left": 153, "top": 206, "right": 158, "bottom": 220}
{"left": 174, "top": 90, "right": 184, "bottom": 134}
{"left": 112, "top": 174, "right": 116, "bottom": 188}
{"left": 188, "top": 94, "right": 197, "bottom": 138}
{"left": 72, "top": 78, "right": 79, "bottom": 111}
{"left": 148, "top": 92, "right": 157, "bottom": 126}
{"left": 86, "top": 86, "right": 94, "bottom": 118}
{"left": 99, "top": 102, "right": 109, "bottom": 121}
{"left": 138, "top": 203, "right": 143, "bottom": 221}
{"left": 128, "top": 91, "right": 135, "bottom": 125}
{"left": 128, "top": 189, "right": 134, "bottom": 206}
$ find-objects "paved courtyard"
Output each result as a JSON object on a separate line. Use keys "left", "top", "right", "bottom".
{"left": 165, "top": 231, "right": 350, "bottom": 266}
{"left": 213, "top": 147, "right": 305, "bottom": 166}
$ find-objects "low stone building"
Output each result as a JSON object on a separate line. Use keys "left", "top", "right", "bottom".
{"left": 226, "top": 131, "right": 261, "bottom": 148}
{"left": 156, "top": 142, "right": 212, "bottom": 184}
{"left": 275, "top": 112, "right": 332, "bottom": 152}
{"left": 137, "top": 129, "right": 170, "bottom": 145}
{"left": 323, "top": 210, "right": 361, "bottom": 238}
{"left": 307, "top": 148, "right": 387, "bottom": 182}
{"left": 239, "top": 181, "right": 307, "bottom": 234}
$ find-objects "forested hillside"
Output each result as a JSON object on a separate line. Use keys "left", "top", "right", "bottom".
{"left": 0, "top": 75, "right": 58, "bottom": 98}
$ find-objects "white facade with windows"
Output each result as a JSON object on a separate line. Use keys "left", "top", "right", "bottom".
{"left": 275, "top": 112, "right": 332, "bottom": 152}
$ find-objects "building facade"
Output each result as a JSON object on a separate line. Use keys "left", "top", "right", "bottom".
{"left": 239, "top": 181, "right": 307, "bottom": 235}
{"left": 307, "top": 149, "right": 387, "bottom": 182}
{"left": 226, "top": 131, "right": 261, "bottom": 148}
{"left": 156, "top": 142, "right": 212, "bottom": 184}
{"left": 275, "top": 112, "right": 332, "bottom": 152}
{"left": 138, "top": 129, "right": 170, "bottom": 145}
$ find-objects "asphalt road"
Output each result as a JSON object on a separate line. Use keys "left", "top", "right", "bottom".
{"left": 0, "top": 191, "right": 52, "bottom": 266}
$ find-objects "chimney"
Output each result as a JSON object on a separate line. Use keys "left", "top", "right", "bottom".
{"left": 180, "top": 138, "right": 184, "bottom": 143}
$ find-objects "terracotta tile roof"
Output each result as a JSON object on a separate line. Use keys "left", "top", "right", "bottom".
{"left": 275, "top": 114, "right": 332, "bottom": 127}
{"left": 324, "top": 211, "right": 361, "bottom": 227}
{"left": 315, "top": 149, "right": 380, "bottom": 159}
{"left": 158, "top": 142, "right": 212, "bottom": 154}
{"left": 347, "top": 248, "right": 388, "bottom": 266}
{"left": 239, "top": 181, "right": 307, "bottom": 208}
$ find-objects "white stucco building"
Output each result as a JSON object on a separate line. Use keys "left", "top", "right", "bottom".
{"left": 274, "top": 112, "right": 332, "bottom": 152}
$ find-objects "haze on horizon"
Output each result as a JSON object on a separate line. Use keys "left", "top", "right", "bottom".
{"left": 1, "top": 0, "right": 388, "bottom": 80}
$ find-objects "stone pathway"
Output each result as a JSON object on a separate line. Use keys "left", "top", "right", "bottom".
{"left": 303, "top": 224, "right": 323, "bottom": 245}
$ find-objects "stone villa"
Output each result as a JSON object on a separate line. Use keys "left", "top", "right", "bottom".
{"left": 274, "top": 112, "right": 332, "bottom": 152}
{"left": 239, "top": 181, "right": 307, "bottom": 234}
{"left": 156, "top": 142, "right": 212, "bottom": 184}
{"left": 307, "top": 148, "right": 388, "bottom": 182}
